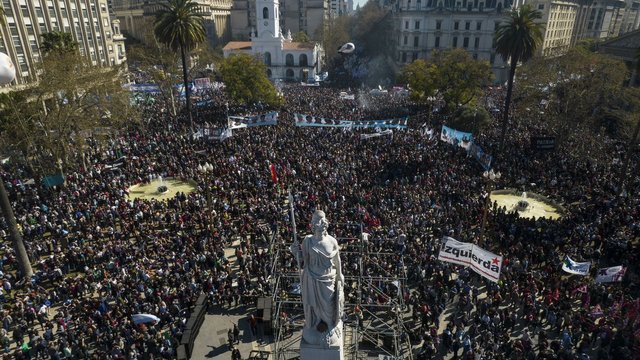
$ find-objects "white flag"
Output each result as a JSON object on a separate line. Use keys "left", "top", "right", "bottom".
{"left": 595, "top": 266, "right": 626, "bottom": 283}
{"left": 437, "top": 236, "right": 503, "bottom": 282}
{"left": 562, "top": 256, "right": 591, "bottom": 276}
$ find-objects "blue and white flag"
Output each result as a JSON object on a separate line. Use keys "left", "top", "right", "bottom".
{"left": 440, "top": 125, "right": 473, "bottom": 150}
{"left": 562, "top": 256, "right": 591, "bottom": 276}
{"left": 228, "top": 112, "right": 278, "bottom": 129}
{"left": 595, "top": 266, "right": 626, "bottom": 283}
{"left": 294, "top": 113, "right": 408, "bottom": 129}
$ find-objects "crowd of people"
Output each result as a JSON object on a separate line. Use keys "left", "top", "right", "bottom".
{"left": 0, "top": 82, "right": 637, "bottom": 360}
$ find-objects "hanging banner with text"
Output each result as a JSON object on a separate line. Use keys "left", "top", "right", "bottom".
{"left": 595, "top": 266, "right": 626, "bottom": 283}
{"left": 193, "top": 127, "right": 232, "bottom": 141}
{"left": 228, "top": 112, "right": 279, "bottom": 129}
{"left": 440, "top": 125, "right": 473, "bottom": 150}
{"left": 294, "top": 113, "right": 408, "bottom": 129}
{"left": 469, "top": 142, "right": 492, "bottom": 171}
{"left": 531, "top": 136, "right": 556, "bottom": 151}
{"left": 437, "top": 236, "right": 503, "bottom": 282}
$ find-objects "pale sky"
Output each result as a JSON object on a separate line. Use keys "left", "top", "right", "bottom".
{"left": 354, "top": 0, "right": 369, "bottom": 10}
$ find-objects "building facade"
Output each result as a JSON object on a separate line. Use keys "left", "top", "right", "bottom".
{"left": 330, "top": 0, "right": 349, "bottom": 17}
{"left": 571, "top": 0, "right": 627, "bottom": 44}
{"left": 112, "top": 0, "right": 232, "bottom": 47}
{"left": 223, "top": 0, "right": 323, "bottom": 80}
{"left": 230, "top": 0, "right": 329, "bottom": 40}
{"left": 0, "top": 0, "right": 126, "bottom": 85}
{"left": 394, "top": 0, "right": 511, "bottom": 82}
{"left": 527, "top": 0, "right": 578, "bottom": 56}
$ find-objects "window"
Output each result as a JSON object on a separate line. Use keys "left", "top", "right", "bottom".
{"left": 435, "top": 36, "right": 440, "bottom": 47}
{"left": 401, "top": 52, "right": 407, "bottom": 62}
{"left": 404, "top": 35, "right": 408, "bottom": 45}
{"left": 436, "top": 20, "right": 442, "bottom": 30}
{"left": 267, "top": 69, "right": 272, "bottom": 78}
{"left": 538, "top": 3, "right": 544, "bottom": 10}
{"left": 454, "top": 21, "right": 459, "bottom": 30}
{"left": 412, "top": 52, "right": 418, "bottom": 61}
{"left": 299, "top": 53, "right": 308, "bottom": 66}
{"left": 473, "top": 53, "right": 478, "bottom": 59}
{"left": 286, "top": 69, "right": 294, "bottom": 78}
{"left": 415, "top": 20, "right": 420, "bottom": 29}
{"left": 263, "top": 7, "right": 269, "bottom": 19}
{"left": 463, "top": 37, "right": 469, "bottom": 47}
{"left": 405, "top": 20, "right": 409, "bottom": 29}
{"left": 474, "top": 37, "right": 480, "bottom": 48}
{"left": 465, "top": 21, "right": 471, "bottom": 30}
{"left": 414, "top": 36, "right": 419, "bottom": 47}
{"left": 286, "top": 53, "right": 294, "bottom": 66}
{"left": 264, "top": 52, "right": 272, "bottom": 66}
{"left": 476, "top": 21, "right": 482, "bottom": 30}
{"left": 453, "top": 36, "right": 458, "bottom": 47}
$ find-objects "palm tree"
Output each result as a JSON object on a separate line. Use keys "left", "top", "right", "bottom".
{"left": 154, "top": 0, "right": 206, "bottom": 131}
{"left": 494, "top": 4, "right": 545, "bottom": 153}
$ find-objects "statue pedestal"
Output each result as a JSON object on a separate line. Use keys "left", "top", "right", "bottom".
{"left": 300, "top": 340, "right": 344, "bottom": 360}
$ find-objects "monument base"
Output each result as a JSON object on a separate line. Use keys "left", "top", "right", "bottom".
{"left": 300, "top": 340, "right": 344, "bottom": 360}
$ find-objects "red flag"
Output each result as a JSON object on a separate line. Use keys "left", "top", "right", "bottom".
{"left": 269, "top": 163, "right": 278, "bottom": 184}
{"left": 571, "top": 284, "right": 588, "bottom": 295}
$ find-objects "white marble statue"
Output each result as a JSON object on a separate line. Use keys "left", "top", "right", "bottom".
{"left": 290, "top": 210, "right": 344, "bottom": 348}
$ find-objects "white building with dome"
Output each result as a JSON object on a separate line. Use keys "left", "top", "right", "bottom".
{"left": 223, "top": 0, "right": 323, "bottom": 81}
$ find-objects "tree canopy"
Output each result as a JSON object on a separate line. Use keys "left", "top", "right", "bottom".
{"left": 401, "top": 49, "right": 493, "bottom": 111}
{"left": 219, "top": 53, "right": 283, "bottom": 107}
{"left": 40, "top": 31, "right": 78, "bottom": 55}
{"left": 0, "top": 50, "right": 137, "bottom": 176}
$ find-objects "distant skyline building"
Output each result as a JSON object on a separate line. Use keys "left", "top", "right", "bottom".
{"left": 112, "top": 0, "right": 232, "bottom": 47}
{"left": 230, "top": 0, "right": 329, "bottom": 40}
{"left": 0, "top": 0, "right": 126, "bottom": 85}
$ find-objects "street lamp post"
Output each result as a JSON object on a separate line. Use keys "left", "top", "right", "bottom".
{"left": 480, "top": 169, "right": 501, "bottom": 246}
{"left": 0, "top": 52, "right": 33, "bottom": 279}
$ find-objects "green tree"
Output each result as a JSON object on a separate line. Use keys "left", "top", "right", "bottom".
{"left": 431, "top": 49, "right": 493, "bottom": 110}
{"left": 517, "top": 48, "right": 631, "bottom": 136}
{"left": 400, "top": 59, "right": 438, "bottom": 104}
{"left": 401, "top": 49, "right": 492, "bottom": 111}
{"left": 494, "top": 4, "right": 545, "bottom": 152}
{"left": 40, "top": 31, "right": 78, "bottom": 55}
{"left": 292, "top": 31, "right": 310, "bottom": 43}
{"left": 219, "top": 53, "right": 283, "bottom": 107}
{"left": 448, "top": 105, "right": 491, "bottom": 133}
{"left": 0, "top": 51, "right": 138, "bottom": 175}
{"left": 154, "top": 0, "right": 206, "bottom": 130}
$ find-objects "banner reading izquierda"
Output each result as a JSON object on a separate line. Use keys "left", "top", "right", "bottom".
{"left": 437, "top": 236, "right": 503, "bottom": 282}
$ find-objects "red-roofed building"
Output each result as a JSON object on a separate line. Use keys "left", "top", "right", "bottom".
{"left": 223, "top": 0, "right": 323, "bottom": 81}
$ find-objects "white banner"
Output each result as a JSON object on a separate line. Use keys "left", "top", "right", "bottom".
{"left": 595, "top": 266, "right": 626, "bottom": 283}
{"left": 562, "top": 256, "right": 591, "bottom": 276}
{"left": 228, "top": 112, "right": 278, "bottom": 129}
{"left": 360, "top": 130, "right": 393, "bottom": 139}
{"left": 437, "top": 236, "right": 503, "bottom": 282}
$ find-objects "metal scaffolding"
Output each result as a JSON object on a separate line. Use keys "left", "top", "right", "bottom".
{"left": 269, "top": 213, "right": 413, "bottom": 360}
